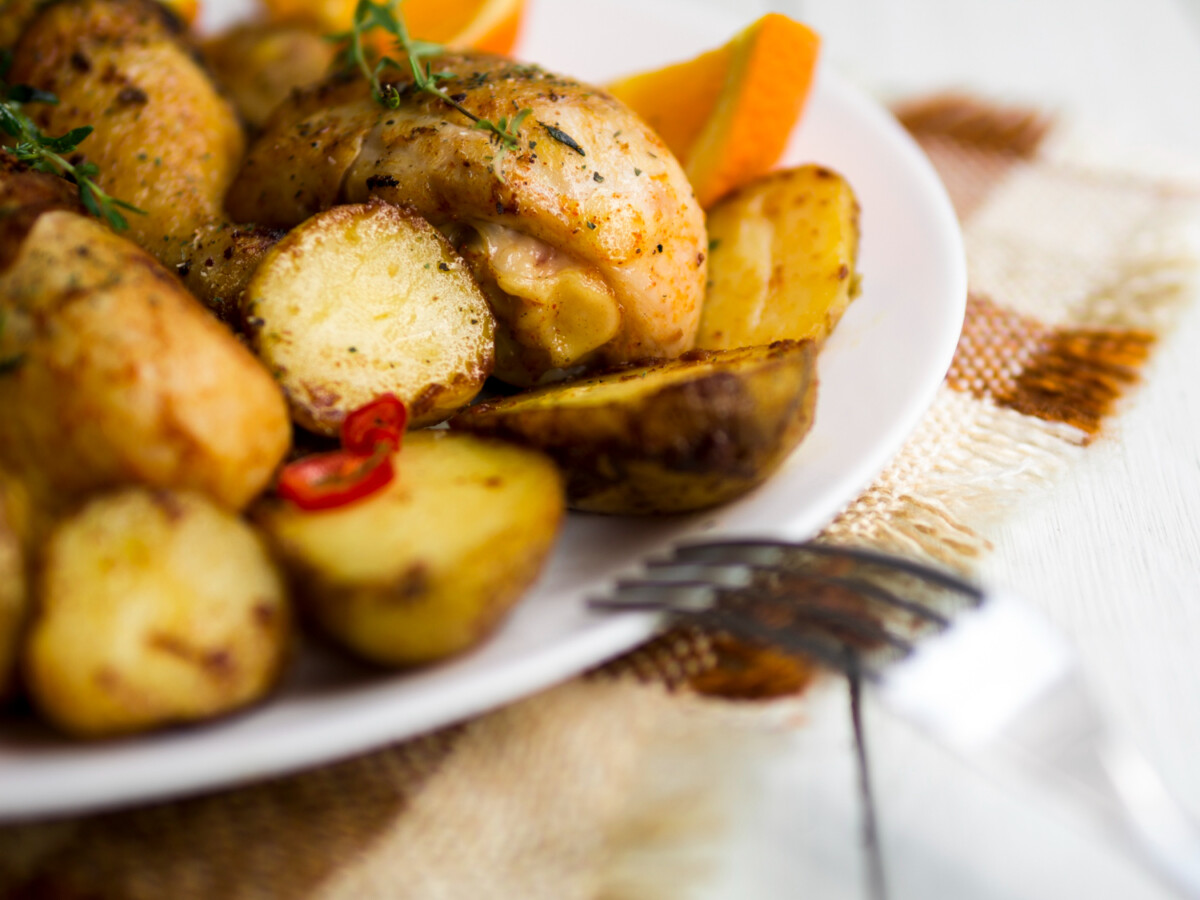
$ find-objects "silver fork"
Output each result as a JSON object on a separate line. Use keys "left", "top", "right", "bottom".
{"left": 590, "top": 539, "right": 1200, "bottom": 898}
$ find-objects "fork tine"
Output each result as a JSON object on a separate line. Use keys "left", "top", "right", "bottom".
{"left": 636, "top": 563, "right": 757, "bottom": 588}
{"left": 790, "top": 574, "right": 953, "bottom": 628}
{"left": 622, "top": 576, "right": 916, "bottom": 656}
{"left": 589, "top": 540, "right": 986, "bottom": 685}
{"left": 672, "top": 539, "right": 986, "bottom": 604}
{"left": 662, "top": 544, "right": 955, "bottom": 626}
{"left": 595, "top": 581, "right": 719, "bottom": 613}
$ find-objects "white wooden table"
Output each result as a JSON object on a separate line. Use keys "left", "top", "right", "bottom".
{"left": 681, "top": 0, "right": 1200, "bottom": 896}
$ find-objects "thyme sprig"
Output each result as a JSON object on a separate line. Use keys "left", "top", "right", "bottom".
{"left": 333, "top": 0, "right": 531, "bottom": 163}
{"left": 0, "top": 59, "right": 143, "bottom": 232}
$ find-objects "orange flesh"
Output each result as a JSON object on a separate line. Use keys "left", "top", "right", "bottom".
{"left": 262, "top": 0, "right": 525, "bottom": 55}
{"left": 608, "top": 13, "right": 821, "bottom": 208}
{"left": 606, "top": 44, "right": 731, "bottom": 157}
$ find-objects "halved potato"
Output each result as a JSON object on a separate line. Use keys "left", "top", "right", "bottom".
{"left": 450, "top": 341, "right": 817, "bottom": 514}
{"left": 244, "top": 201, "right": 496, "bottom": 434}
{"left": 696, "top": 165, "right": 861, "bottom": 350}
{"left": 24, "top": 489, "right": 291, "bottom": 738}
{"left": 253, "top": 430, "right": 564, "bottom": 667}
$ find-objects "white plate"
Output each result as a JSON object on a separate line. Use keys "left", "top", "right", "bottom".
{"left": 0, "top": 0, "right": 966, "bottom": 820}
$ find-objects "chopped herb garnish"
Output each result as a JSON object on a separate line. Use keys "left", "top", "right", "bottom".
{"left": 586, "top": 221, "right": 596, "bottom": 230}
{"left": 0, "top": 75, "right": 143, "bottom": 231}
{"left": 592, "top": 171, "right": 604, "bottom": 183}
{"left": 539, "top": 121, "right": 585, "bottom": 155}
{"left": 332, "top": 0, "right": 531, "bottom": 175}
{"left": 708, "top": 238, "right": 721, "bottom": 252}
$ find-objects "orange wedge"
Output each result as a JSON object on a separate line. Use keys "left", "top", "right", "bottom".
{"left": 607, "top": 14, "right": 821, "bottom": 208}
{"left": 160, "top": 0, "right": 200, "bottom": 25}
{"left": 405, "top": 0, "right": 523, "bottom": 54}
{"left": 262, "top": 0, "right": 525, "bottom": 56}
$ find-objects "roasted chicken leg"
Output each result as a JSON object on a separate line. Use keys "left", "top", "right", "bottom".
{"left": 227, "top": 55, "right": 708, "bottom": 385}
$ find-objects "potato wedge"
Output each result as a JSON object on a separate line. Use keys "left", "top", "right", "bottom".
{"left": 244, "top": 201, "right": 496, "bottom": 434}
{"left": 696, "top": 165, "right": 861, "bottom": 350}
{"left": 24, "top": 489, "right": 291, "bottom": 738}
{"left": 0, "top": 211, "right": 291, "bottom": 514}
{"left": 253, "top": 430, "right": 563, "bottom": 666}
{"left": 450, "top": 341, "right": 817, "bottom": 514}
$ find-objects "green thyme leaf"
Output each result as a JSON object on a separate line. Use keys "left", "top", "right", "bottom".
{"left": 539, "top": 121, "right": 585, "bottom": 156}
{"left": 0, "top": 77, "right": 144, "bottom": 231}
{"left": 335, "top": 0, "right": 532, "bottom": 172}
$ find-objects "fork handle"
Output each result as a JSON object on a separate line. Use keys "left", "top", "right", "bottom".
{"left": 1098, "top": 732, "right": 1200, "bottom": 897}
{"left": 988, "top": 673, "right": 1200, "bottom": 898}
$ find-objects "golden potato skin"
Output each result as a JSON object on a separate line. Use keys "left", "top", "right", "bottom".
{"left": 176, "top": 222, "right": 286, "bottom": 327}
{"left": 254, "top": 431, "right": 564, "bottom": 666}
{"left": 202, "top": 22, "right": 336, "bottom": 132}
{"left": 451, "top": 341, "right": 818, "bottom": 514}
{"left": 23, "top": 489, "right": 291, "bottom": 738}
{"left": 9, "top": 0, "right": 247, "bottom": 312}
{"left": 0, "top": 468, "right": 31, "bottom": 702}
{"left": 0, "top": 210, "right": 291, "bottom": 513}
{"left": 0, "top": 158, "right": 84, "bottom": 271}
{"left": 245, "top": 201, "right": 496, "bottom": 433}
{"left": 697, "top": 166, "right": 861, "bottom": 350}
{"left": 0, "top": 0, "right": 48, "bottom": 49}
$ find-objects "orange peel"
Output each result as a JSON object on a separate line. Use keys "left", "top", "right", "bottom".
{"left": 607, "top": 13, "right": 821, "bottom": 208}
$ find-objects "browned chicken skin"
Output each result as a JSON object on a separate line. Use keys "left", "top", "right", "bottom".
{"left": 227, "top": 55, "right": 708, "bottom": 385}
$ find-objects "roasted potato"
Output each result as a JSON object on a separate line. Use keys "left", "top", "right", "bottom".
{"left": 696, "top": 165, "right": 861, "bottom": 350}
{"left": 176, "top": 222, "right": 286, "bottom": 327}
{"left": 253, "top": 430, "right": 564, "bottom": 666}
{"left": 24, "top": 488, "right": 291, "bottom": 738}
{"left": 0, "top": 157, "right": 84, "bottom": 272}
{"left": 226, "top": 53, "right": 708, "bottom": 387}
{"left": 9, "top": 0, "right": 251, "bottom": 314}
{"left": 0, "top": 0, "right": 46, "bottom": 49}
{"left": 451, "top": 341, "right": 818, "bottom": 514}
{"left": 0, "top": 210, "right": 291, "bottom": 513}
{"left": 244, "top": 201, "right": 496, "bottom": 433}
{"left": 0, "top": 468, "right": 31, "bottom": 702}
{"left": 202, "top": 21, "right": 336, "bottom": 132}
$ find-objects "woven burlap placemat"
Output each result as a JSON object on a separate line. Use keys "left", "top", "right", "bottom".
{"left": 2, "top": 95, "right": 1198, "bottom": 900}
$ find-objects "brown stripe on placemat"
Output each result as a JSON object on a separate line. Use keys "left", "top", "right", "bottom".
{"left": 1002, "top": 326, "right": 1154, "bottom": 436}
{"left": 947, "top": 293, "right": 1154, "bottom": 437}
{"left": 946, "top": 293, "right": 1049, "bottom": 401}
{"left": 593, "top": 625, "right": 718, "bottom": 689}
{"left": 894, "top": 93, "right": 1053, "bottom": 158}
{"left": 908, "top": 136, "right": 1025, "bottom": 221}
{"left": 686, "top": 635, "right": 818, "bottom": 700}
{"left": 595, "top": 624, "right": 817, "bottom": 701}
{"left": 895, "top": 94, "right": 1053, "bottom": 221}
